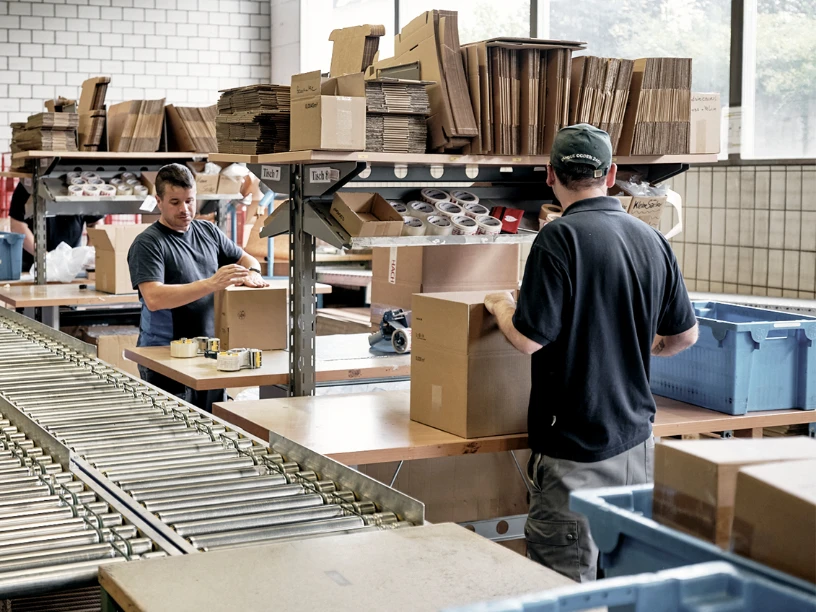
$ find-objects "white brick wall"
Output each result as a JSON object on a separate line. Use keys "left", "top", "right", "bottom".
{"left": 0, "top": 0, "right": 272, "bottom": 152}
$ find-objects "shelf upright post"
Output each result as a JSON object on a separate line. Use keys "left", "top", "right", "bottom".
{"left": 289, "top": 163, "right": 317, "bottom": 397}
{"left": 32, "top": 162, "right": 47, "bottom": 286}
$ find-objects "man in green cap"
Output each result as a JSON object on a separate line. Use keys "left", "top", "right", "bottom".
{"left": 485, "top": 124, "right": 699, "bottom": 581}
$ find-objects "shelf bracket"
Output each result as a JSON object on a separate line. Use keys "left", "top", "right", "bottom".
{"left": 303, "top": 201, "right": 352, "bottom": 250}
{"left": 258, "top": 203, "right": 290, "bottom": 239}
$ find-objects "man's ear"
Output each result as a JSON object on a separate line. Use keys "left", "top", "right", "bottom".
{"left": 546, "top": 165, "right": 556, "bottom": 187}
{"left": 605, "top": 163, "right": 618, "bottom": 188}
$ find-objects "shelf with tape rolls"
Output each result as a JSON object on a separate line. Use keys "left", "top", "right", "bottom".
{"left": 208, "top": 150, "right": 717, "bottom": 396}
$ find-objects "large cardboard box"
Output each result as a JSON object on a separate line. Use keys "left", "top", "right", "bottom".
{"left": 329, "top": 192, "right": 403, "bottom": 238}
{"left": 653, "top": 438, "right": 816, "bottom": 548}
{"left": 79, "top": 325, "right": 140, "bottom": 377}
{"left": 690, "top": 92, "right": 721, "bottom": 154}
{"left": 290, "top": 71, "right": 366, "bottom": 151}
{"left": 214, "top": 285, "right": 287, "bottom": 350}
{"left": 732, "top": 459, "right": 816, "bottom": 583}
{"left": 86, "top": 224, "right": 150, "bottom": 295}
{"left": 370, "top": 244, "right": 520, "bottom": 323}
{"left": 410, "top": 291, "right": 530, "bottom": 438}
{"left": 185, "top": 161, "right": 218, "bottom": 194}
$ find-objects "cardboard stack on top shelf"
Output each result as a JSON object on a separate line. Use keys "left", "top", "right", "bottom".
{"left": 77, "top": 76, "right": 110, "bottom": 151}
{"left": 618, "top": 57, "right": 692, "bottom": 155}
{"left": 45, "top": 96, "right": 77, "bottom": 113}
{"left": 216, "top": 85, "right": 291, "bottom": 155}
{"left": 365, "top": 79, "right": 431, "bottom": 153}
{"left": 366, "top": 10, "right": 478, "bottom": 152}
{"left": 107, "top": 98, "right": 166, "bottom": 152}
{"left": 329, "top": 24, "right": 386, "bottom": 77}
{"left": 12, "top": 113, "right": 78, "bottom": 152}
{"left": 166, "top": 105, "right": 217, "bottom": 153}
{"left": 460, "top": 38, "right": 585, "bottom": 155}
{"left": 569, "top": 56, "right": 635, "bottom": 154}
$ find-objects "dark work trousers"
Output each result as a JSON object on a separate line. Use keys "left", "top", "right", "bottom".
{"left": 525, "top": 436, "right": 655, "bottom": 582}
{"left": 138, "top": 365, "right": 226, "bottom": 413}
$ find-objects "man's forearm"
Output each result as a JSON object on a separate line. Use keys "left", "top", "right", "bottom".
{"left": 238, "top": 252, "right": 261, "bottom": 271}
{"left": 492, "top": 301, "right": 543, "bottom": 355}
{"left": 9, "top": 219, "right": 34, "bottom": 255}
{"left": 142, "top": 280, "right": 213, "bottom": 311}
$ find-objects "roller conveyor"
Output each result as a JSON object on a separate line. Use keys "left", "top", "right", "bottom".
{"left": 0, "top": 309, "right": 423, "bottom": 599}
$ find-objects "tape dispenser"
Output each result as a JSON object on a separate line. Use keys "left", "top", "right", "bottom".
{"left": 216, "top": 348, "right": 263, "bottom": 372}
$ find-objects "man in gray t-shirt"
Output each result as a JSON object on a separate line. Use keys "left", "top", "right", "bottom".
{"left": 127, "top": 163, "right": 267, "bottom": 411}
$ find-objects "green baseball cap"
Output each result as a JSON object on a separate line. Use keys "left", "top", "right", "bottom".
{"left": 550, "top": 123, "right": 613, "bottom": 178}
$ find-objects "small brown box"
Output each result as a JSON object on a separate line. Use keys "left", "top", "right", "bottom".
{"left": 290, "top": 71, "right": 366, "bottom": 151}
{"left": 86, "top": 224, "right": 150, "bottom": 295}
{"left": 214, "top": 285, "right": 287, "bottom": 351}
{"left": 329, "top": 192, "right": 404, "bottom": 238}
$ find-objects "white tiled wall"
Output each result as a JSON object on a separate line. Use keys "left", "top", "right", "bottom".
{"left": 0, "top": 0, "right": 272, "bottom": 152}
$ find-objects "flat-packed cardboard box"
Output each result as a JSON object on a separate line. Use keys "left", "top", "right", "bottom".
{"left": 732, "top": 459, "right": 816, "bottom": 583}
{"left": 79, "top": 325, "right": 140, "bottom": 377}
{"left": 410, "top": 291, "right": 530, "bottom": 438}
{"left": 690, "top": 92, "right": 721, "bottom": 155}
{"left": 330, "top": 192, "right": 403, "bottom": 237}
{"left": 290, "top": 71, "right": 366, "bottom": 151}
{"left": 217, "top": 172, "right": 243, "bottom": 195}
{"left": 653, "top": 438, "right": 816, "bottom": 548}
{"left": 329, "top": 24, "right": 385, "bottom": 77}
{"left": 214, "top": 285, "right": 287, "bottom": 350}
{"left": 86, "top": 224, "right": 150, "bottom": 294}
{"left": 186, "top": 162, "right": 218, "bottom": 194}
{"left": 370, "top": 245, "right": 520, "bottom": 324}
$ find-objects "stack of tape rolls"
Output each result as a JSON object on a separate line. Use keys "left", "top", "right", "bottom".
{"left": 170, "top": 338, "right": 198, "bottom": 358}
{"left": 435, "top": 201, "right": 463, "bottom": 218}
{"left": 391, "top": 328, "right": 411, "bottom": 354}
{"left": 121, "top": 172, "right": 136, "bottom": 181}
{"left": 477, "top": 216, "right": 502, "bottom": 235}
{"left": 390, "top": 202, "right": 408, "bottom": 215}
{"left": 463, "top": 202, "right": 490, "bottom": 219}
{"left": 401, "top": 215, "right": 426, "bottom": 236}
{"left": 68, "top": 185, "right": 84, "bottom": 197}
{"left": 450, "top": 190, "right": 479, "bottom": 206}
{"left": 407, "top": 201, "right": 435, "bottom": 221}
{"left": 421, "top": 188, "right": 450, "bottom": 206}
{"left": 83, "top": 185, "right": 100, "bottom": 196}
{"left": 99, "top": 185, "right": 116, "bottom": 197}
{"left": 116, "top": 184, "right": 134, "bottom": 196}
{"left": 426, "top": 215, "right": 452, "bottom": 236}
{"left": 451, "top": 215, "right": 478, "bottom": 235}
{"left": 133, "top": 185, "right": 148, "bottom": 197}
{"left": 69, "top": 177, "right": 86, "bottom": 186}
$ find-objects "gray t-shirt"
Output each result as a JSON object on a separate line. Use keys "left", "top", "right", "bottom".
{"left": 127, "top": 220, "right": 243, "bottom": 346}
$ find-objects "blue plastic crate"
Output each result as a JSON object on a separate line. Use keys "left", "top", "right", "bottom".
{"left": 0, "top": 232, "right": 23, "bottom": 281}
{"left": 650, "top": 301, "right": 816, "bottom": 414}
{"left": 446, "top": 562, "right": 816, "bottom": 612}
{"left": 568, "top": 485, "right": 816, "bottom": 598}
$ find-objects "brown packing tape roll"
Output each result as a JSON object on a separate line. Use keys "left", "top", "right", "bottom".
{"left": 539, "top": 204, "right": 562, "bottom": 220}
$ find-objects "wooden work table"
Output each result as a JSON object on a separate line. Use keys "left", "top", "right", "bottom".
{"left": 125, "top": 333, "right": 410, "bottom": 394}
{"left": 99, "top": 524, "right": 575, "bottom": 612}
{"left": 214, "top": 391, "right": 816, "bottom": 466}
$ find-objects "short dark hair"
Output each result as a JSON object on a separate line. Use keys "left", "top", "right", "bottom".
{"left": 553, "top": 164, "right": 607, "bottom": 192}
{"left": 156, "top": 163, "right": 195, "bottom": 198}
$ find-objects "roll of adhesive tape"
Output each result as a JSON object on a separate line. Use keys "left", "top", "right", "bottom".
{"left": 110, "top": 177, "right": 123, "bottom": 186}
{"left": 88, "top": 177, "right": 105, "bottom": 186}
{"left": 426, "top": 215, "right": 452, "bottom": 236}
{"left": 66, "top": 171, "right": 81, "bottom": 180}
{"left": 216, "top": 350, "right": 243, "bottom": 372}
{"left": 390, "top": 202, "right": 408, "bottom": 215}
{"left": 83, "top": 185, "right": 100, "bottom": 196}
{"left": 546, "top": 212, "right": 562, "bottom": 223}
{"left": 407, "top": 201, "right": 435, "bottom": 220}
{"left": 70, "top": 177, "right": 87, "bottom": 186}
{"left": 435, "top": 201, "right": 464, "bottom": 218}
{"left": 477, "top": 216, "right": 503, "bottom": 235}
{"left": 170, "top": 338, "right": 198, "bottom": 358}
{"left": 451, "top": 214, "right": 478, "bottom": 236}
{"left": 99, "top": 185, "right": 116, "bottom": 197}
{"left": 391, "top": 328, "right": 412, "bottom": 354}
{"left": 464, "top": 203, "right": 490, "bottom": 219}
{"left": 206, "top": 338, "right": 221, "bottom": 354}
{"left": 247, "top": 348, "right": 263, "bottom": 369}
{"left": 121, "top": 172, "right": 136, "bottom": 181}
{"left": 68, "top": 185, "right": 84, "bottom": 197}
{"left": 80, "top": 172, "right": 97, "bottom": 179}
{"left": 539, "top": 204, "right": 562, "bottom": 221}
{"left": 401, "top": 215, "right": 426, "bottom": 236}
{"left": 116, "top": 184, "right": 134, "bottom": 196}
{"left": 133, "top": 185, "right": 148, "bottom": 196}
{"left": 421, "top": 188, "right": 450, "bottom": 206}
{"left": 126, "top": 178, "right": 140, "bottom": 187}
{"left": 451, "top": 190, "right": 479, "bottom": 206}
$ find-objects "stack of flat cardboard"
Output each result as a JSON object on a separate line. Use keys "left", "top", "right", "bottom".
{"left": 329, "top": 24, "right": 385, "bottom": 77}
{"left": 618, "top": 57, "right": 692, "bottom": 155}
{"left": 569, "top": 56, "right": 634, "bottom": 153}
{"left": 365, "top": 79, "right": 430, "bottom": 154}
{"left": 13, "top": 113, "right": 78, "bottom": 151}
{"left": 366, "top": 10, "right": 478, "bottom": 152}
{"left": 45, "top": 97, "right": 77, "bottom": 113}
{"left": 107, "top": 99, "right": 166, "bottom": 152}
{"left": 166, "top": 105, "right": 217, "bottom": 153}
{"left": 77, "top": 77, "right": 110, "bottom": 151}
{"left": 461, "top": 38, "right": 585, "bottom": 155}
{"left": 216, "top": 84, "right": 290, "bottom": 154}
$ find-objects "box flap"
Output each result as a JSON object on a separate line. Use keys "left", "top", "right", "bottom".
{"left": 660, "top": 437, "right": 816, "bottom": 466}
{"left": 738, "top": 459, "right": 816, "bottom": 505}
{"left": 329, "top": 24, "right": 385, "bottom": 77}
{"left": 335, "top": 72, "right": 367, "bottom": 97}
{"left": 87, "top": 224, "right": 149, "bottom": 252}
{"left": 291, "top": 71, "right": 323, "bottom": 100}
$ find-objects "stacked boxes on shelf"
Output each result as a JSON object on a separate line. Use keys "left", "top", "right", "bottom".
{"left": 216, "top": 85, "right": 291, "bottom": 155}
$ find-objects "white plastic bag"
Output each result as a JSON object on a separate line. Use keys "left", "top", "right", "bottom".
{"left": 29, "top": 242, "right": 95, "bottom": 283}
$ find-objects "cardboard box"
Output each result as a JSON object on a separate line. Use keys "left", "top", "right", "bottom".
{"left": 217, "top": 174, "right": 243, "bottom": 195}
{"left": 410, "top": 291, "right": 530, "bottom": 438}
{"left": 214, "top": 285, "right": 287, "bottom": 350}
{"left": 329, "top": 24, "right": 385, "bottom": 77}
{"left": 290, "top": 71, "right": 366, "bottom": 151}
{"left": 185, "top": 162, "right": 219, "bottom": 194}
{"left": 370, "top": 244, "right": 520, "bottom": 324}
{"left": 329, "top": 192, "right": 403, "bottom": 238}
{"left": 732, "top": 459, "right": 816, "bottom": 583}
{"left": 690, "top": 92, "right": 721, "bottom": 155}
{"left": 653, "top": 438, "right": 816, "bottom": 548}
{"left": 86, "top": 224, "right": 150, "bottom": 295}
{"left": 79, "top": 325, "right": 140, "bottom": 377}
{"left": 140, "top": 171, "right": 158, "bottom": 196}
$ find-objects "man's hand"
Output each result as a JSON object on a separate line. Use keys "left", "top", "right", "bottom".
{"left": 484, "top": 291, "right": 516, "bottom": 315}
{"left": 208, "top": 264, "right": 249, "bottom": 291}
{"left": 240, "top": 270, "right": 269, "bottom": 288}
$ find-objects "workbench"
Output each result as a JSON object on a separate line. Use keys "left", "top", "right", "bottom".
{"left": 98, "top": 523, "right": 575, "bottom": 612}
{"left": 125, "top": 332, "right": 410, "bottom": 397}
{"left": 0, "top": 283, "right": 139, "bottom": 328}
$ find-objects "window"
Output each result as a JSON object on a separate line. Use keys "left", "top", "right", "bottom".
{"left": 399, "top": 1, "right": 530, "bottom": 44}
{"left": 742, "top": 0, "right": 816, "bottom": 159}
{"left": 299, "top": 0, "right": 396, "bottom": 74}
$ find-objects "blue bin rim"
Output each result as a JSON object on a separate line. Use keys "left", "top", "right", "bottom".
{"left": 0, "top": 232, "right": 24, "bottom": 244}
{"left": 570, "top": 484, "right": 816, "bottom": 596}
{"left": 692, "top": 300, "right": 816, "bottom": 328}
